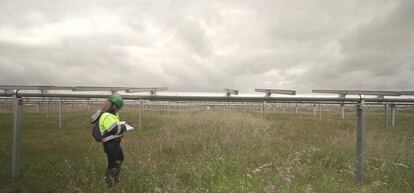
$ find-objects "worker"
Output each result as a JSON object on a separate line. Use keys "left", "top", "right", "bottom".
{"left": 91, "top": 95, "right": 134, "bottom": 187}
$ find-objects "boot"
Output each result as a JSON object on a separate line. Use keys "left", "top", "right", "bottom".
{"left": 105, "top": 169, "right": 115, "bottom": 187}
{"left": 114, "top": 161, "right": 122, "bottom": 183}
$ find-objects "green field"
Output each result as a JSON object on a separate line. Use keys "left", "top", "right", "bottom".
{"left": 1, "top": 106, "right": 413, "bottom": 193}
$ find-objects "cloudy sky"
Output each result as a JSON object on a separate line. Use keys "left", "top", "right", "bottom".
{"left": 0, "top": 0, "right": 412, "bottom": 93}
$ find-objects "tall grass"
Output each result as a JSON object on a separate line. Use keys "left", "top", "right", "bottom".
{"left": 0, "top": 107, "right": 413, "bottom": 192}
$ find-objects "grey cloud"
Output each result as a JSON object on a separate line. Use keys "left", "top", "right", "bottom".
{"left": 0, "top": 0, "right": 412, "bottom": 93}
{"left": 294, "top": 0, "right": 414, "bottom": 92}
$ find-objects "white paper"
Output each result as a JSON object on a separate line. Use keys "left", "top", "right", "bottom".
{"left": 125, "top": 124, "right": 135, "bottom": 131}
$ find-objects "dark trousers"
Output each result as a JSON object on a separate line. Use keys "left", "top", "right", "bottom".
{"left": 103, "top": 140, "right": 124, "bottom": 171}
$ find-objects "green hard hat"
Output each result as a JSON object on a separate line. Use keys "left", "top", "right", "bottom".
{"left": 108, "top": 95, "right": 124, "bottom": 109}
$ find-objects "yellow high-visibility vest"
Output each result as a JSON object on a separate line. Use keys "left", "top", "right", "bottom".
{"left": 99, "top": 112, "right": 122, "bottom": 142}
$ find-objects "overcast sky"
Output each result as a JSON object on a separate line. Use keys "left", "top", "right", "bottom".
{"left": 0, "top": 0, "right": 412, "bottom": 93}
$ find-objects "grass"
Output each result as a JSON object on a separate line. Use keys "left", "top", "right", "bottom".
{"left": 0, "top": 106, "right": 413, "bottom": 193}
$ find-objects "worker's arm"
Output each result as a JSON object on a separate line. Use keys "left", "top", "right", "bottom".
{"left": 105, "top": 123, "right": 127, "bottom": 135}
{"left": 90, "top": 110, "right": 102, "bottom": 124}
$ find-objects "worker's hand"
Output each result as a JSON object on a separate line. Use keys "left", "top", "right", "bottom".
{"left": 120, "top": 121, "right": 135, "bottom": 131}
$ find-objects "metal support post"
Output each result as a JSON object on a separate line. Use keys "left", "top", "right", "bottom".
{"left": 59, "top": 98, "right": 62, "bottom": 128}
{"left": 139, "top": 99, "right": 143, "bottom": 130}
{"left": 356, "top": 101, "right": 365, "bottom": 185}
{"left": 46, "top": 100, "right": 49, "bottom": 119}
{"left": 391, "top": 104, "right": 396, "bottom": 127}
{"left": 319, "top": 103, "right": 322, "bottom": 120}
{"left": 12, "top": 96, "right": 23, "bottom": 181}
{"left": 384, "top": 104, "right": 388, "bottom": 130}
{"left": 167, "top": 101, "right": 170, "bottom": 115}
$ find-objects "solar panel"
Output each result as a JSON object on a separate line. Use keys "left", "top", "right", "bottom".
{"left": 0, "top": 85, "right": 42, "bottom": 90}
{"left": 38, "top": 86, "right": 73, "bottom": 90}
{"left": 312, "top": 90, "right": 401, "bottom": 96}
{"left": 125, "top": 87, "right": 168, "bottom": 93}
{"left": 126, "top": 87, "right": 168, "bottom": 96}
{"left": 401, "top": 91, "right": 414, "bottom": 95}
{"left": 255, "top": 89, "right": 296, "bottom": 96}
{"left": 0, "top": 85, "right": 73, "bottom": 91}
{"left": 224, "top": 89, "right": 239, "bottom": 96}
{"left": 72, "top": 86, "right": 130, "bottom": 92}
